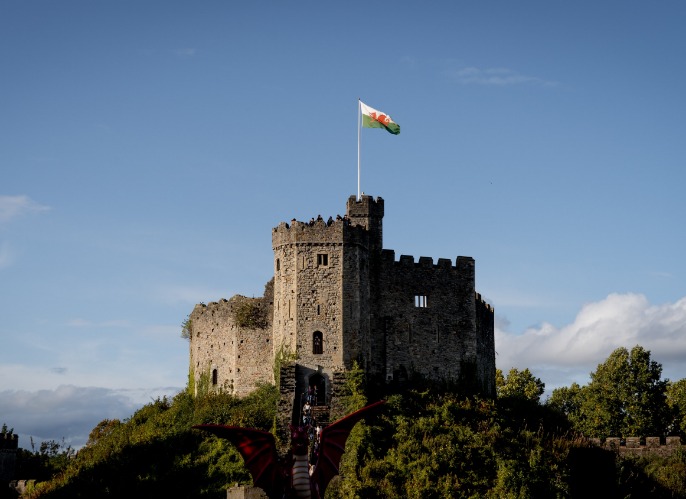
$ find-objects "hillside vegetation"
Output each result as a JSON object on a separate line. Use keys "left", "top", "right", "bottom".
{"left": 16, "top": 346, "right": 686, "bottom": 498}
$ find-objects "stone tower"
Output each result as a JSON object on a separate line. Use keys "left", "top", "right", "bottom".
{"left": 271, "top": 196, "right": 384, "bottom": 404}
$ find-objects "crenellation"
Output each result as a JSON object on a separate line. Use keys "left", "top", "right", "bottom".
{"left": 399, "top": 255, "right": 414, "bottom": 265}
{"left": 0, "top": 433, "right": 18, "bottom": 451}
{"left": 437, "top": 258, "right": 452, "bottom": 269}
{"left": 591, "top": 436, "right": 684, "bottom": 457}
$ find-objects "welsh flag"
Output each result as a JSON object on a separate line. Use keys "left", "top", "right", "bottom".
{"left": 360, "top": 101, "right": 400, "bottom": 135}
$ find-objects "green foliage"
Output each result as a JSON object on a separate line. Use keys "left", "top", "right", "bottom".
{"left": 496, "top": 368, "right": 545, "bottom": 403}
{"left": 638, "top": 447, "right": 686, "bottom": 496}
{"left": 27, "top": 384, "right": 278, "bottom": 498}
{"left": 15, "top": 439, "right": 75, "bottom": 482}
{"left": 328, "top": 390, "right": 581, "bottom": 499}
{"left": 548, "top": 345, "right": 670, "bottom": 438}
{"left": 667, "top": 379, "right": 686, "bottom": 438}
{"left": 20, "top": 348, "right": 686, "bottom": 498}
{"left": 233, "top": 299, "right": 268, "bottom": 329}
{"left": 272, "top": 343, "right": 297, "bottom": 390}
{"left": 180, "top": 314, "right": 192, "bottom": 340}
{"left": 330, "top": 360, "right": 367, "bottom": 423}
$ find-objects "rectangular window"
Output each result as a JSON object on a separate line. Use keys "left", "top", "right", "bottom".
{"left": 317, "top": 253, "right": 328, "bottom": 267}
{"left": 415, "top": 295, "right": 428, "bottom": 308}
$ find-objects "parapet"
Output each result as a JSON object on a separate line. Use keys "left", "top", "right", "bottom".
{"left": 346, "top": 195, "right": 384, "bottom": 219}
{"left": 381, "top": 250, "right": 475, "bottom": 273}
{"left": 591, "top": 436, "right": 683, "bottom": 457}
{"left": 476, "top": 293, "right": 494, "bottom": 314}
{"left": 0, "top": 432, "right": 18, "bottom": 450}
{"left": 272, "top": 217, "right": 368, "bottom": 248}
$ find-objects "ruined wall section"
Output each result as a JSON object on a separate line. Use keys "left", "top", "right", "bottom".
{"left": 376, "top": 252, "right": 488, "bottom": 389}
{"left": 189, "top": 294, "right": 273, "bottom": 397}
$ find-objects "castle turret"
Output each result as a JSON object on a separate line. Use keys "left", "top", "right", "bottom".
{"left": 346, "top": 195, "right": 384, "bottom": 256}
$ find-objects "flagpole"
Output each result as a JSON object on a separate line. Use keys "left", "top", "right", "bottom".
{"left": 357, "top": 98, "right": 361, "bottom": 201}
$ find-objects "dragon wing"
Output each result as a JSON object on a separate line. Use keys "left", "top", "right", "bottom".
{"left": 193, "top": 424, "right": 283, "bottom": 499}
{"left": 312, "top": 400, "right": 385, "bottom": 498}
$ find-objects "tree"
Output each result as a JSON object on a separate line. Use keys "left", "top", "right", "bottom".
{"left": 547, "top": 382, "right": 584, "bottom": 424}
{"left": 180, "top": 314, "right": 192, "bottom": 340}
{"left": 549, "top": 345, "right": 670, "bottom": 438}
{"left": 666, "top": 378, "right": 686, "bottom": 437}
{"left": 496, "top": 368, "right": 545, "bottom": 403}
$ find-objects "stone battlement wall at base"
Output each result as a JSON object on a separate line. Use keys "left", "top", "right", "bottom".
{"left": 590, "top": 436, "right": 683, "bottom": 458}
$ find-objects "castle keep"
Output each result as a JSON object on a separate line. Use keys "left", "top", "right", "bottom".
{"left": 189, "top": 194, "right": 495, "bottom": 411}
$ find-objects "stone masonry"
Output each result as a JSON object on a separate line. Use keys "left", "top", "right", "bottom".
{"left": 189, "top": 194, "right": 496, "bottom": 419}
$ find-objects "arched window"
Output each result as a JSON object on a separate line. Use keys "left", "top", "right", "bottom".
{"left": 212, "top": 368, "right": 218, "bottom": 386}
{"left": 276, "top": 258, "right": 280, "bottom": 271}
{"left": 313, "top": 331, "right": 323, "bottom": 355}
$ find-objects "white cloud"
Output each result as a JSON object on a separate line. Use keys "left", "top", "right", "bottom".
{"left": 448, "top": 66, "right": 557, "bottom": 87}
{"left": 0, "top": 195, "right": 51, "bottom": 224}
{"left": 496, "top": 293, "right": 686, "bottom": 390}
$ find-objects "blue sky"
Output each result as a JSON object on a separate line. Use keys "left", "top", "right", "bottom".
{"left": 2, "top": 1, "right": 685, "bottom": 449}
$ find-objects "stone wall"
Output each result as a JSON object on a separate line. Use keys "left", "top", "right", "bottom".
{"left": 275, "top": 362, "right": 296, "bottom": 453}
{"left": 226, "top": 485, "right": 268, "bottom": 499}
{"left": 189, "top": 293, "right": 273, "bottom": 397}
{"left": 591, "top": 436, "right": 683, "bottom": 458}
{"left": 375, "top": 251, "right": 494, "bottom": 392}
{"left": 0, "top": 432, "right": 18, "bottom": 482}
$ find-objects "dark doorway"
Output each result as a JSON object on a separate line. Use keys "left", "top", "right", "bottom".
{"left": 309, "top": 373, "right": 326, "bottom": 406}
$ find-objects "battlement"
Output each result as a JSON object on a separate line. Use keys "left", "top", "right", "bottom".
{"left": 590, "top": 436, "right": 683, "bottom": 457}
{"left": 271, "top": 217, "right": 371, "bottom": 249}
{"left": 0, "top": 433, "right": 18, "bottom": 450}
{"left": 476, "top": 293, "right": 494, "bottom": 314}
{"left": 346, "top": 194, "right": 384, "bottom": 218}
{"left": 380, "top": 250, "right": 475, "bottom": 272}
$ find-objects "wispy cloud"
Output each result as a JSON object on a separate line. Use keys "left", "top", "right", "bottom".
{"left": 496, "top": 293, "right": 686, "bottom": 390}
{"left": 175, "top": 48, "right": 196, "bottom": 57}
{"left": 0, "top": 195, "right": 51, "bottom": 224}
{"left": 448, "top": 66, "right": 557, "bottom": 87}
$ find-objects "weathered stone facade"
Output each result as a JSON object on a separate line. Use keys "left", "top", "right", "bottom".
{"left": 189, "top": 294, "right": 273, "bottom": 397}
{"left": 189, "top": 194, "right": 495, "bottom": 413}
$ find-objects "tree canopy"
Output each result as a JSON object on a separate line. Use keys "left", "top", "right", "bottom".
{"left": 496, "top": 367, "right": 545, "bottom": 403}
{"left": 547, "top": 345, "right": 671, "bottom": 438}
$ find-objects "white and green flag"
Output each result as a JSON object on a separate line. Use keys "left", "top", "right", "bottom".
{"left": 360, "top": 101, "right": 400, "bottom": 135}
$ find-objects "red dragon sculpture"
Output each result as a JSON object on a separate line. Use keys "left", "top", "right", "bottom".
{"left": 194, "top": 400, "right": 385, "bottom": 499}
